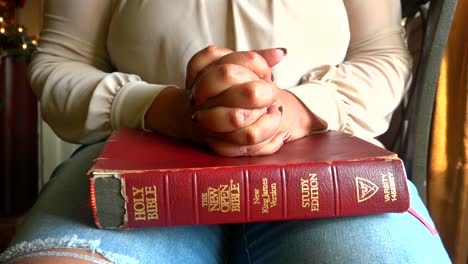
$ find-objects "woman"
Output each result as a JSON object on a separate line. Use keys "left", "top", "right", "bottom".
{"left": 0, "top": 0, "right": 450, "bottom": 263}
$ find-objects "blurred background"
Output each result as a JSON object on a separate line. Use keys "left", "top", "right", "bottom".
{"left": 0, "top": 1, "right": 466, "bottom": 263}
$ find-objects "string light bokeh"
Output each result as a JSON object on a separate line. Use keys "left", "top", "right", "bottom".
{"left": 0, "top": 15, "right": 37, "bottom": 60}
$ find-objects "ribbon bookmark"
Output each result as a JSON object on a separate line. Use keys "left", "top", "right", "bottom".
{"left": 408, "top": 207, "right": 438, "bottom": 235}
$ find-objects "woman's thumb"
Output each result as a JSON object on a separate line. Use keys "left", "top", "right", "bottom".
{"left": 255, "top": 48, "right": 287, "bottom": 67}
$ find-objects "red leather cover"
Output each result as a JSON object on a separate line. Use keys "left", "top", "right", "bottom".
{"left": 89, "top": 128, "right": 410, "bottom": 228}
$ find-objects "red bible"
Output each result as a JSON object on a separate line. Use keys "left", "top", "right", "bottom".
{"left": 88, "top": 128, "right": 410, "bottom": 229}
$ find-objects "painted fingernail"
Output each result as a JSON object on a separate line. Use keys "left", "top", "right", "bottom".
{"left": 191, "top": 112, "right": 200, "bottom": 123}
{"left": 277, "top": 47, "right": 288, "bottom": 55}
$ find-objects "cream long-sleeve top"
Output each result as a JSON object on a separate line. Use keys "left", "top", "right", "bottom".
{"left": 31, "top": 0, "right": 412, "bottom": 145}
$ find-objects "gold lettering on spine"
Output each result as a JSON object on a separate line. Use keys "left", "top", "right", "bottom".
{"left": 145, "top": 186, "right": 159, "bottom": 220}
{"left": 133, "top": 187, "right": 146, "bottom": 221}
{"left": 259, "top": 178, "right": 278, "bottom": 214}
{"left": 381, "top": 172, "right": 397, "bottom": 202}
{"left": 382, "top": 174, "right": 390, "bottom": 202}
{"left": 309, "top": 173, "right": 319, "bottom": 212}
{"left": 230, "top": 181, "right": 241, "bottom": 212}
{"left": 132, "top": 186, "right": 159, "bottom": 221}
{"left": 262, "top": 178, "right": 270, "bottom": 213}
{"left": 201, "top": 193, "right": 208, "bottom": 208}
{"left": 270, "top": 183, "right": 277, "bottom": 208}
{"left": 253, "top": 189, "right": 260, "bottom": 205}
{"left": 219, "top": 184, "right": 230, "bottom": 213}
{"left": 201, "top": 180, "right": 241, "bottom": 213}
{"left": 300, "top": 173, "right": 320, "bottom": 212}
{"left": 208, "top": 187, "right": 219, "bottom": 212}
{"left": 301, "top": 178, "right": 310, "bottom": 208}
{"left": 389, "top": 173, "right": 397, "bottom": 201}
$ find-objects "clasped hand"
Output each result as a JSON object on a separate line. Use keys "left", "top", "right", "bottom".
{"left": 145, "top": 45, "right": 325, "bottom": 157}
{"left": 186, "top": 45, "right": 290, "bottom": 157}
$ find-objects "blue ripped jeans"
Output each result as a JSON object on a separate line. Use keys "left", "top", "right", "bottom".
{"left": 0, "top": 142, "right": 451, "bottom": 264}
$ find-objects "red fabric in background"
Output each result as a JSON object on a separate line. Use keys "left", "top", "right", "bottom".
{"left": 0, "top": 56, "right": 38, "bottom": 216}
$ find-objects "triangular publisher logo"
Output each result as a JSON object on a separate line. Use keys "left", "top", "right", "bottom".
{"left": 356, "top": 177, "right": 379, "bottom": 203}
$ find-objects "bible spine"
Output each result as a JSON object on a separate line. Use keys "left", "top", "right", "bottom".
{"left": 90, "top": 158, "right": 409, "bottom": 229}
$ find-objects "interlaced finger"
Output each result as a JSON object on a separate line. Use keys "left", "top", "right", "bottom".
{"left": 186, "top": 45, "right": 233, "bottom": 90}
{"left": 191, "top": 63, "right": 258, "bottom": 106}
{"left": 206, "top": 130, "right": 287, "bottom": 157}
{"left": 210, "top": 104, "right": 283, "bottom": 146}
{"left": 200, "top": 80, "right": 279, "bottom": 110}
{"left": 192, "top": 106, "right": 268, "bottom": 133}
